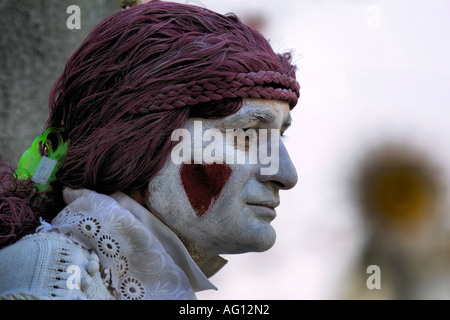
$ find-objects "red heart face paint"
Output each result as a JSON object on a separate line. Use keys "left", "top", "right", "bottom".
{"left": 180, "top": 163, "right": 232, "bottom": 217}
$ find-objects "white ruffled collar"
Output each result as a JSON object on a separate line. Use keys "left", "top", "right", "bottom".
{"left": 49, "top": 188, "right": 226, "bottom": 300}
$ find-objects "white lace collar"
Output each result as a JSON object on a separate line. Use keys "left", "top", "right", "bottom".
{"left": 49, "top": 188, "right": 226, "bottom": 300}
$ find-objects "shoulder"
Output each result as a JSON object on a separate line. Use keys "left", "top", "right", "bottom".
{"left": 0, "top": 231, "right": 114, "bottom": 300}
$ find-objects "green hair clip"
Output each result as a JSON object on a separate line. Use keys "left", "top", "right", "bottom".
{"left": 16, "top": 128, "right": 69, "bottom": 192}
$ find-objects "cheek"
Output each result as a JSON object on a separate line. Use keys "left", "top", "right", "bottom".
{"left": 180, "top": 163, "right": 232, "bottom": 217}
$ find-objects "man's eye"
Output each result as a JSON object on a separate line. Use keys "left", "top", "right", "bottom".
{"left": 232, "top": 128, "right": 257, "bottom": 150}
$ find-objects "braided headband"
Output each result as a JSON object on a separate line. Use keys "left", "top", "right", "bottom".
{"left": 133, "top": 70, "right": 300, "bottom": 114}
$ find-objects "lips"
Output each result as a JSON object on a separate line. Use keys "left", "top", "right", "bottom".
{"left": 246, "top": 200, "right": 280, "bottom": 222}
{"left": 246, "top": 200, "right": 280, "bottom": 209}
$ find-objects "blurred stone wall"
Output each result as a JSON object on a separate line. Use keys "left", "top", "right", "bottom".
{"left": 0, "top": 0, "right": 118, "bottom": 166}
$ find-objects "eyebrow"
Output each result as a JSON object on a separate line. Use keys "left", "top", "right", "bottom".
{"left": 253, "top": 111, "right": 292, "bottom": 131}
{"left": 249, "top": 111, "right": 275, "bottom": 123}
{"left": 221, "top": 109, "right": 292, "bottom": 130}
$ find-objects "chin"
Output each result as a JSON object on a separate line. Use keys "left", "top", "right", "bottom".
{"left": 255, "top": 229, "right": 277, "bottom": 252}
{"left": 236, "top": 225, "right": 277, "bottom": 253}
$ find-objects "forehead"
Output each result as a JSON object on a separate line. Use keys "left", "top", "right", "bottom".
{"left": 183, "top": 98, "right": 291, "bottom": 132}
{"left": 208, "top": 98, "right": 291, "bottom": 128}
{"left": 235, "top": 98, "right": 290, "bottom": 118}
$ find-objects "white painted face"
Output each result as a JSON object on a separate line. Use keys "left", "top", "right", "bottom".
{"left": 144, "top": 98, "right": 298, "bottom": 258}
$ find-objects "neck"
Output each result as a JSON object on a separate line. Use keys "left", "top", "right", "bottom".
{"left": 136, "top": 192, "right": 219, "bottom": 273}
{"left": 173, "top": 231, "right": 215, "bottom": 268}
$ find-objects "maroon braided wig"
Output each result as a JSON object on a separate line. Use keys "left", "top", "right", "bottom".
{"left": 1, "top": 0, "right": 299, "bottom": 247}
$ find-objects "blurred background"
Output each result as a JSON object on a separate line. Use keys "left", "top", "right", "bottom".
{"left": 1, "top": 0, "right": 449, "bottom": 299}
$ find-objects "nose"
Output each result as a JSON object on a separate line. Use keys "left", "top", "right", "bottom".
{"left": 258, "top": 139, "right": 298, "bottom": 190}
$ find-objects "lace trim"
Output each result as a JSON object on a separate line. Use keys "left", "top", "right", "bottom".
{"left": 0, "top": 292, "right": 39, "bottom": 300}
{"left": 50, "top": 190, "right": 196, "bottom": 300}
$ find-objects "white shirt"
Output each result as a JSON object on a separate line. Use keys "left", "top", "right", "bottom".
{"left": 0, "top": 188, "right": 226, "bottom": 300}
